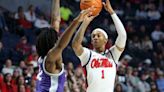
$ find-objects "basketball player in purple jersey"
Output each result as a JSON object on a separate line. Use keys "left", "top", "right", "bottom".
{"left": 35, "top": 0, "right": 94, "bottom": 91}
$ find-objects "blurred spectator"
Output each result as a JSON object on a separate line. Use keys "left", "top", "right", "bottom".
{"left": 16, "top": 60, "right": 27, "bottom": 75}
{"left": 16, "top": 75, "right": 31, "bottom": 92}
{"left": 151, "top": 25, "right": 164, "bottom": 41}
{"left": 114, "top": 4, "right": 124, "bottom": 17}
{"left": 22, "top": 67, "right": 32, "bottom": 86}
{"left": 34, "top": 15, "right": 50, "bottom": 28}
{"left": 141, "top": 35, "right": 153, "bottom": 50}
{"left": 27, "top": 52, "right": 38, "bottom": 68}
{"left": 117, "top": 65, "right": 127, "bottom": 91}
{"left": 0, "top": 42, "right": 11, "bottom": 65}
{"left": 32, "top": 67, "right": 39, "bottom": 81}
{"left": 16, "top": 75, "right": 25, "bottom": 85}
{"left": 18, "top": 84, "right": 26, "bottom": 92}
{"left": 102, "top": 18, "right": 112, "bottom": 32}
{"left": 144, "top": 59, "right": 152, "bottom": 68}
{"left": 118, "top": 54, "right": 132, "bottom": 67}
{"left": 138, "top": 73, "right": 151, "bottom": 92}
{"left": 14, "top": 6, "right": 24, "bottom": 20}
{"left": 126, "top": 66, "right": 138, "bottom": 92}
{"left": 11, "top": 68, "right": 20, "bottom": 85}
{"left": 30, "top": 79, "right": 36, "bottom": 92}
{"left": 0, "top": 11, "right": 8, "bottom": 31}
{"left": 0, "top": 73, "right": 17, "bottom": 92}
{"left": 158, "top": 0, "right": 164, "bottom": 13}
{"left": 16, "top": 7, "right": 32, "bottom": 29}
{"left": 72, "top": 83, "right": 80, "bottom": 92}
{"left": 64, "top": 82, "right": 71, "bottom": 92}
{"left": 2, "top": 59, "right": 15, "bottom": 75}
{"left": 114, "top": 83, "right": 124, "bottom": 92}
{"left": 137, "top": 25, "right": 148, "bottom": 39}
{"left": 75, "top": 67, "right": 86, "bottom": 92}
{"left": 66, "top": 62, "right": 77, "bottom": 90}
{"left": 129, "top": 36, "right": 142, "bottom": 50}
{"left": 132, "top": 68, "right": 141, "bottom": 92}
{"left": 150, "top": 82, "right": 158, "bottom": 92}
{"left": 0, "top": 73, "right": 3, "bottom": 91}
{"left": 16, "top": 36, "right": 32, "bottom": 56}
{"left": 147, "top": 3, "right": 161, "bottom": 20}
{"left": 124, "top": 2, "right": 135, "bottom": 20}
{"left": 0, "top": 29, "right": 2, "bottom": 40}
{"left": 156, "top": 71, "right": 164, "bottom": 92}
{"left": 135, "top": 4, "right": 148, "bottom": 20}
{"left": 24, "top": 5, "right": 37, "bottom": 23}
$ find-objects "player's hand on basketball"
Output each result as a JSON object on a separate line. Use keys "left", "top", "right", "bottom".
{"left": 83, "top": 12, "right": 98, "bottom": 24}
{"left": 75, "top": 7, "right": 94, "bottom": 22}
{"left": 103, "top": 0, "right": 115, "bottom": 14}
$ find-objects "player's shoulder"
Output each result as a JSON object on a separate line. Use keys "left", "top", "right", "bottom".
{"left": 38, "top": 56, "right": 43, "bottom": 63}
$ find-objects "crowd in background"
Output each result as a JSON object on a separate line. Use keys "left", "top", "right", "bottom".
{"left": 0, "top": 0, "right": 164, "bottom": 92}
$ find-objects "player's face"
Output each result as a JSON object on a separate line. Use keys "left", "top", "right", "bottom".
{"left": 91, "top": 31, "right": 107, "bottom": 48}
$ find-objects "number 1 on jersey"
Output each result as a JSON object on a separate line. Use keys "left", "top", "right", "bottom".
{"left": 101, "top": 70, "right": 105, "bottom": 79}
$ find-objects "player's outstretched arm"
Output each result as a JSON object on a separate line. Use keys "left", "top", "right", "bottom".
{"left": 103, "top": 0, "right": 127, "bottom": 61}
{"left": 72, "top": 8, "right": 97, "bottom": 56}
{"left": 51, "top": 0, "right": 60, "bottom": 32}
{"left": 45, "top": 8, "right": 93, "bottom": 72}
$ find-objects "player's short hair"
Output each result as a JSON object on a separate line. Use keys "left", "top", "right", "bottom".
{"left": 92, "top": 28, "right": 108, "bottom": 39}
{"left": 36, "top": 28, "right": 58, "bottom": 58}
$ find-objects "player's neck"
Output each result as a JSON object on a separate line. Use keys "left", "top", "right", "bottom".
{"left": 94, "top": 46, "right": 105, "bottom": 53}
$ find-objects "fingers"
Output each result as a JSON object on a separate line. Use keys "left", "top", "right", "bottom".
{"left": 81, "top": 6, "right": 94, "bottom": 15}
{"left": 102, "top": 2, "right": 106, "bottom": 7}
{"left": 102, "top": 2, "right": 108, "bottom": 10}
{"left": 106, "top": 0, "right": 110, "bottom": 4}
{"left": 91, "top": 14, "right": 99, "bottom": 19}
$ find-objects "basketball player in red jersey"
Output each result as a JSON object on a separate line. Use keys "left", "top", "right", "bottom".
{"left": 71, "top": 0, "right": 127, "bottom": 92}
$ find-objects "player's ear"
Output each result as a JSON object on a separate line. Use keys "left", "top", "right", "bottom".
{"left": 104, "top": 36, "right": 108, "bottom": 44}
{"left": 104, "top": 38, "right": 108, "bottom": 44}
{"left": 91, "top": 39, "right": 94, "bottom": 45}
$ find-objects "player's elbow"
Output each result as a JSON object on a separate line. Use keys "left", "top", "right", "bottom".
{"left": 123, "top": 32, "right": 127, "bottom": 41}
{"left": 71, "top": 44, "right": 83, "bottom": 56}
{"left": 71, "top": 42, "right": 78, "bottom": 51}
{"left": 71, "top": 42, "right": 82, "bottom": 52}
{"left": 120, "top": 30, "right": 127, "bottom": 41}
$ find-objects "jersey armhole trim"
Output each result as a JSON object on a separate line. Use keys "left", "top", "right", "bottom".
{"left": 83, "top": 50, "right": 92, "bottom": 67}
{"left": 108, "top": 50, "right": 117, "bottom": 66}
{"left": 42, "top": 57, "right": 64, "bottom": 76}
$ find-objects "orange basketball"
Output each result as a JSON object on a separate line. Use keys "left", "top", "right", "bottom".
{"left": 80, "top": 0, "right": 102, "bottom": 16}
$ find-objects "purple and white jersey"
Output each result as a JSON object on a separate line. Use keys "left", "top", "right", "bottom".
{"left": 36, "top": 57, "right": 66, "bottom": 92}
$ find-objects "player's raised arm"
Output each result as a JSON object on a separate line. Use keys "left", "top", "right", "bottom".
{"left": 46, "top": 8, "right": 93, "bottom": 67}
{"left": 103, "top": 0, "right": 127, "bottom": 61}
{"left": 72, "top": 9, "right": 97, "bottom": 56}
{"left": 51, "top": 0, "right": 60, "bottom": 32}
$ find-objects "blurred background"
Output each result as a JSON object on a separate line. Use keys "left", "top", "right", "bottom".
{"left": 0, "top": 0, "right": 164, "bottom": 92}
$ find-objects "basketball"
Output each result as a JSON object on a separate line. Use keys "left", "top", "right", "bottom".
{"left": 80, "top": 0, "right": 102, "bottom": 16}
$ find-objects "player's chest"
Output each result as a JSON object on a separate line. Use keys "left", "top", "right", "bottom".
{"left": 88, "top": 54, "right": 115, "bottom": 69}
{"left": 86, "top": 56, "right": 116, "bottom": 77}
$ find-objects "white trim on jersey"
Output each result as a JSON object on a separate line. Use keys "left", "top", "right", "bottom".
{"left": 49, "top": 76, "right": 59, "bottom": 92}
{"left": 42, "top": 56, "right": 64, "bottom": 76}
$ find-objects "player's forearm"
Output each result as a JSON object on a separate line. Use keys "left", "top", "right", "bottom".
{"left": 56, "top": 19, "right": 81, "bottom": 50}
{"left": 111, "top": 13, "right": 127, "bottom": 48}
{"left": 51, "top": 0, "right": 60, "bottom": 32}
{"left": 72, "top": 22, "right": 89, "bottom": 48}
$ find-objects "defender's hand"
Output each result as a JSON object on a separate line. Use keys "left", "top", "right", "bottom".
{"left": 83, "top": 13, "right": 99, "bottom": 25}
{"left": 74, "top": 7, "right": 94, "bottom": 22}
